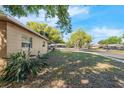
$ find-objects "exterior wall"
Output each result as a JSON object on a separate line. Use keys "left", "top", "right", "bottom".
{"left": 0, "top": 21, "right": 7, "bottom": 58}
{"left": 0, "top": 58, "right": 6, "bottom": 73}
{"left": 7, "top": 22, "right": 48, "bottom": 56}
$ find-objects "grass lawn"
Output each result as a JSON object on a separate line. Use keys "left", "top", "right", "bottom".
{"left": 109, "top": 50, "right": 124, "bottom": 54}
{"left": 1, "top": 51, "right": 124, "bottom": 88}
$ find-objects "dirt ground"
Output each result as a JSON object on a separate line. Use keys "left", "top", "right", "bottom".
{"left": 1, "top": 51, "right": 124, "bottom": 88}
{"left": 0, "top": 59, "right": 6, "bottom": 75}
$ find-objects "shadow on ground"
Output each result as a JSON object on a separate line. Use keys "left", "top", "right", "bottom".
{"left": 2, "top": 51, "right": 124, "bottom": 88}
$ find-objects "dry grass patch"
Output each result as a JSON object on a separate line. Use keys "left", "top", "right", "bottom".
{"left": 51, "top": 80, "right": 66, "bottom": 88}
{"left": 0, "top": 59, "right": 6, "bottom": 75}
{"left": 94, "top": 63, "right": 115, "bottom": 70}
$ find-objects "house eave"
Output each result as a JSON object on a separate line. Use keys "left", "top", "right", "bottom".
{"left": 0, "top": 13, "right": 49, "bottom": 41}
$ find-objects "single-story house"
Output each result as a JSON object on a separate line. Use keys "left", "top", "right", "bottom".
{"left": 90, "top": 44, "right": 99, "bottom": 49}
{"left": 49, "top": 43, "right": 66, "bottom": 48}
{"left": 100, "top": 44, "right": 124, "bottom": 50}
{"left": 0, "top": 13, "right": 48, "bottom": 60}
{"left": 122, "top": 38, "right": 124, "bottom": 44}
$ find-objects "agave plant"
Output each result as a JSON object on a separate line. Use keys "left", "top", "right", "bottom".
{"left": 1, "top": 52, "right": 48, "bottom": 82}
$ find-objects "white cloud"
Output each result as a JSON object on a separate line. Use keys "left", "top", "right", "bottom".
{"left": 90, "top": 27, "right": 123, "bottom": 37}
{"left": 45, "top": 16, "right": 58, "bottom": 27}
{"left": 88, "top": 26, "right": 123, "bottom": 43}
{"left": 63, "top": 33, "right": 71, "bottom": 42}
{"left": 68, "top": 6, "right": 89, "bottom": 17}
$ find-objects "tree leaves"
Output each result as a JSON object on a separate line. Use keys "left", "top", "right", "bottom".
{"left": 26, "top": 21, "right": 64, "bottom": 43}
{"left": 67, "top": 28, "right": 92, "bottom": 48}
{"left": 98, "top": 36, "right": 122, "bottom": 45}
{"left": 1, "top": 5, "right": 72, "bottom": 33}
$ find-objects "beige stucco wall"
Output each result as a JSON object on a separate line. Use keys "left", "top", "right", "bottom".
{"left": 0, "top": 58, "right": 6, "bottom": 73}
{"left": 7, "top": 22, "right": 48, "bottom": 56}
{"left": 0, "top": 21, "right": 7, "bottom": 58}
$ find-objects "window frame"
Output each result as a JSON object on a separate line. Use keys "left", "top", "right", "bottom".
{"left": 43, "top": 41, "right": 46, "bottom": 47}
{"left": 21, "top": 35, "right": 32, "bottom": 49}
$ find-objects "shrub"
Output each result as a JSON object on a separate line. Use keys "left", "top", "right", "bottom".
{"left": 0, "top": 52, "right": 48, "bottom": 82}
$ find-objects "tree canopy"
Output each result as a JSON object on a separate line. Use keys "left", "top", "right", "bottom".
{"left": 98, "top": 36, "right": 122, "bottom": 45}
{"left": 67, "top": 28, "right": 92, "bottom": 48}
{"left": 1, "top": 5, "right": 71, "bottom": 33}
{"left": 26, "top": 21, "right": 64, "bottom": 43}
{"left": 26, "top": 21, "right": 47, "bottom": 33}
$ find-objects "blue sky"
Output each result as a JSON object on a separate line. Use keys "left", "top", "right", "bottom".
{"left": 14, "top": 5, "right": 124, "bottom": 43}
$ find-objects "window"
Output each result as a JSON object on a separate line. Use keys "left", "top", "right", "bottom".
{"left": 43, "top": 41, "right": 45, "bottom": 47}
{"left": 21, "top": 35, "right": 32, "bottom": 48}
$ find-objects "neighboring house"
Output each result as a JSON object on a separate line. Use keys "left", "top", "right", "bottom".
{"left": 49, "top": 43, "right": 66, "bottom": 48}
{"left": 122, "top": 38, "right": 124, "bottom": 44}
{"left": 0, "top": 13, "right": 48, "bottom": 60}
{"left": 100, "top": 44, "right": 124, "bottom": 50}
{"left": 91, "top": 44, "right": 100, "bottom": 49}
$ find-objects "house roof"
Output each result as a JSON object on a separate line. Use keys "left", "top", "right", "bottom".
{"left": 122, "top": 38, "right": 124, "bottom": 43}
{"left": 0, "top": 13, "right": 49, "bottom": 41}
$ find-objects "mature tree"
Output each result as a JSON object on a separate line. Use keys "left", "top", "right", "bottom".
{"left": 26, "top": 21, "right": 64, "bottom": 43}
{"left": 107, "top": 36, "right": 121, "bottom": 44}
{"left": 26, "top": 21, "right": 47, "bottom": 33}
{"left": 67, "top": 28, "right": 92, "bottom": 48}
{"left": 98, "top": 36, "right": 122, "bottom": 45}
{"left": 98, "top": 40, "right": 108, "bottom": 45}
{"left": 85, "top": 35, "right": 92, "bottom": 49}
{"left": 1, "top": 5, "right": 71, "bottom": 33}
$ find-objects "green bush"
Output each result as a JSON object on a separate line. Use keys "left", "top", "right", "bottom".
{"left": 1, "top": 52, "right": 48, "bottom": 82}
